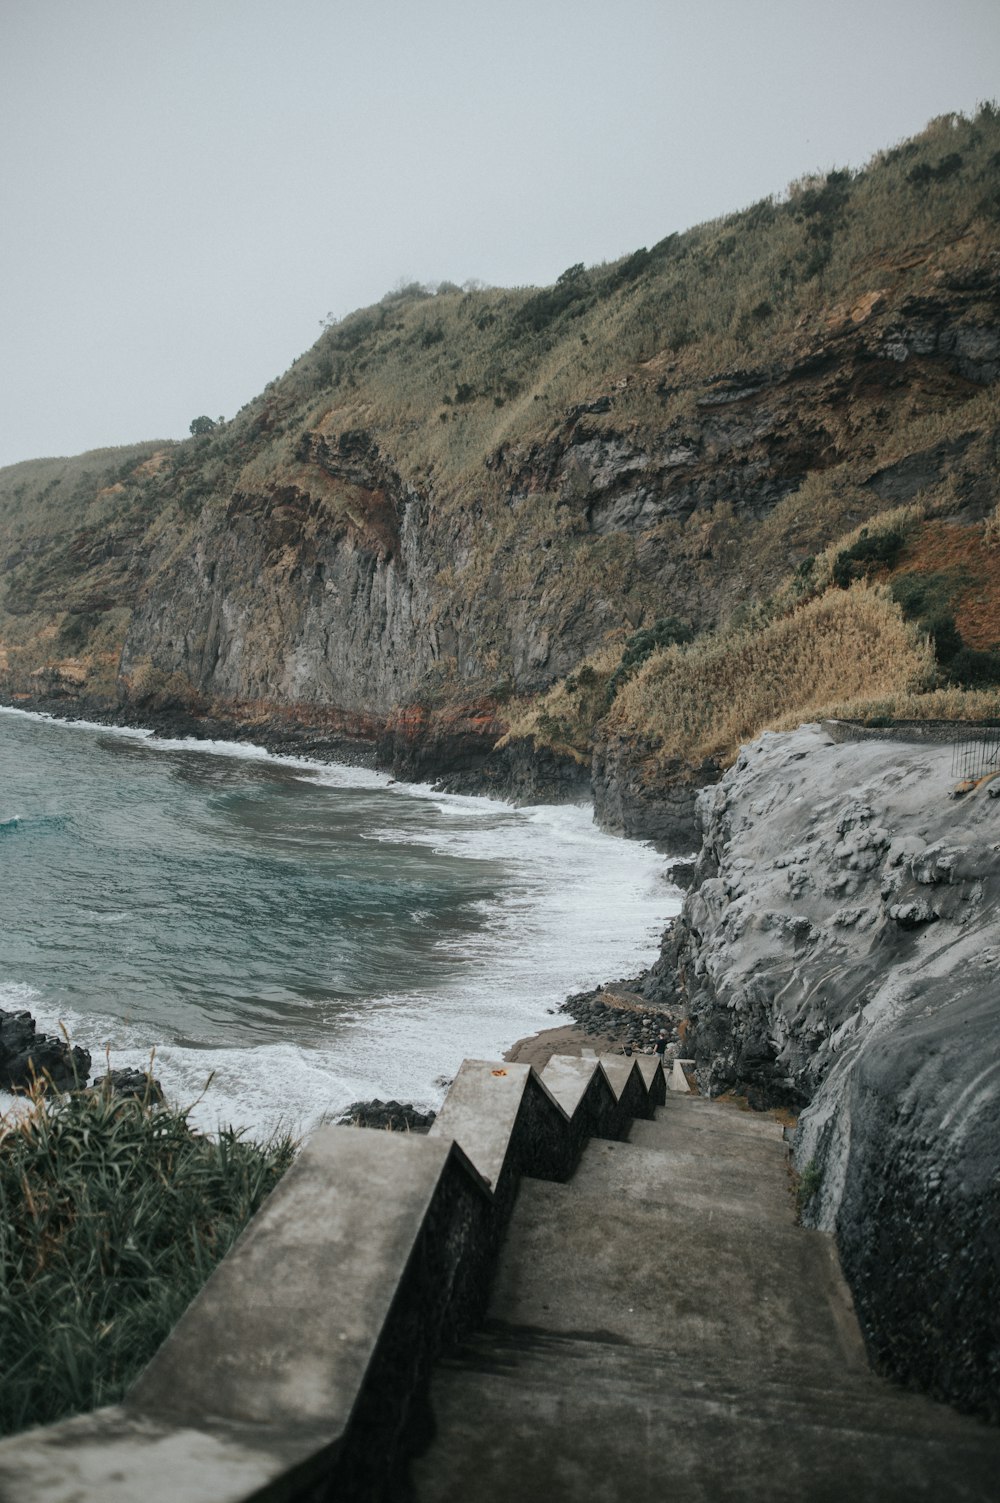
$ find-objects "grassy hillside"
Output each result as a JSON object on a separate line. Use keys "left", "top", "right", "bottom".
{"left": 1, "top": 106, "right": 999, "bottom": 761}
{"left": 252, "top": 110, "right": 1000, "bottom": 477}
{"left": 511, "top": 484, "right": 1000, "bottom": 771}
{"left": 0, "top": 442, "right": 176, "bottom": 696}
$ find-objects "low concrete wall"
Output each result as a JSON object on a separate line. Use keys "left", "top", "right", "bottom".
{"left": 821, "top": 716, "right": 1000, "bottom": 746}
{"left": 0, "top": 1055, "right": 665, "bottom": 1503}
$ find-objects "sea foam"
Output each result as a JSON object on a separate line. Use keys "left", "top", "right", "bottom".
{"left": 0, "top": 708, "right": 679, "bottom": 1139}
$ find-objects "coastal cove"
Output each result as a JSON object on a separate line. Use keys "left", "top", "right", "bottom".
{"left": 4, "top": 93, "right": 1000, "bottom": 1478}
{"left": 0, "top": 707, "right": 678, "bottom": 1136}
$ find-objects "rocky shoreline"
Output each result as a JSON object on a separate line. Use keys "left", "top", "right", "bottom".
{"left": 0, "top": 689, "right": 701, "bottom": 847}
{"left": 6, "top": 696, "right": 995, "bottom": 1425}
{"left": 1, "top": 1007, "right": 92, "bottom": 1094}
{"left": 557, "top": 981, "right": 681, "bottom": 1057}
{"left": 335, "top": 1099, "right": 437, "bottom": 1133}
{"left": 0, "top": 1007, "right": 163, "bottom": 1103}
{"left": 0, "top": 700, "right": 688, "bottom": 1148}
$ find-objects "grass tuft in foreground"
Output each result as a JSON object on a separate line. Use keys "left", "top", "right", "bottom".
{"left": 0, "top": 1083, "right": 296, "bottom": 1438}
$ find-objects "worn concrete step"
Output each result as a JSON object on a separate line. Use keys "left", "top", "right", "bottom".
{"left": 628, "top": 1114, "right": 789, "bottom": 1168}
{"left": 658, "top": 1094, "right": 787, "bottom": 1140}
{"left": 489, "top": 1178, "right": 865, "bottom": 1373}
{"left": 612, "top": 1136, "right": 796, "bottom": 1209}
{"left": 411, "top": 1328, "right": 1000, "bottom": 1503}
{"left": 572, "top": 1136, "right": 796, "bottom": 1225}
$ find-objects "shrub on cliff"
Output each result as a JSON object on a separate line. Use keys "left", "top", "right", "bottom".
{"left": 604, "top": 617, "right": 694, "bottom": 706}
{"left": 831, "top": 529, "right": 906, "bottom": 589}
{"left": 0, "top": 1086, "right": 295, "bottom": 1437}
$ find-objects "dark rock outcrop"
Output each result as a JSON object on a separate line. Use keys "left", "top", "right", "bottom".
{"left": 477, "top": 736, "right": 592, "bottom": 805}
{"left": 89, "top": 1068, "right": 165, "bottom": 1104}
{"left": 667, "top": 723, "right": 1000, "bottom": 1419}
{"left": 560, "top": 978, "right": 681, "bottom": 1055}
{"left": 0, "top": 1008, "right": 91, "bottom": 1093}
{"left": 592, "top": 737, "right": 719, "bottom": 850}
{"left": 337, "top": 1099, "right": 436, "bottom": 1133}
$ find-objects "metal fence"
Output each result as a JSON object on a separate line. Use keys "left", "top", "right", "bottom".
{"left": 950, "top": 726, "right": 1000, "bottom": 783}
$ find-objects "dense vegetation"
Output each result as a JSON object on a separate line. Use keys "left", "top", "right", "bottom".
{"left": 0, "top": 1085, "right": 295, "bottom": 1437}
{"left": 600, "top": 487, "right": 1000, "bottom": 765}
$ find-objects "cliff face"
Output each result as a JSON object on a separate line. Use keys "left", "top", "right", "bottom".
{"left": 122, "top": 433, "right": 440, "bottom": 717}
{"left": 96, "top": 262, "right": 1000, "bottom": 824}
{"left": 668, "top": 723, "right": 1000, "bottom": 1418}
{"left": 2, "top": 111, "right": 1000, "bottom": 807}
{"left": 1, "top": 114, "right": 1000, "bottom": 1429}
{"left": 124, "top": 277, "right": 1000, "bottom": 711}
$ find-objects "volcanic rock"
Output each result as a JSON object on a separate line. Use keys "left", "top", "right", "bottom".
{"left": 0, "top": 1008, "right": 91, "bottom": 1093}
{"left": 669, "top": 721, "right": 1000, "bottom": 1419}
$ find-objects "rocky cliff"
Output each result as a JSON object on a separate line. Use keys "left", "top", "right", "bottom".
{"left": 1, "top": 110, "right": 1000, "bottom": 1436}
{"left": 663, "top": 722, "right": 999, "bottom": 1419}
{"left": 3, "top": 111, "right": 1000, "bottom": 818}
{"left": 107, "top": 265, "right": 1000, "bottom": 764}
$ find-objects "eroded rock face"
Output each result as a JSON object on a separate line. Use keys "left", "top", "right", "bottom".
{"left": 121, "top": 443, "right": 444, "bottom": 719}
{"left": 672, "top": 725, "right": 1000, "bottom": 1418}
{"left": 592, "top": 736, "right": 719, "bottom": 850}
{"left": 0, "top": 1008, "right": 91, "bottom": 1092}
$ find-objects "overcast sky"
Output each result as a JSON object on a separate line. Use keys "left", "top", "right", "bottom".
{"left": 1, "top": 0, "right": 998, "bottom": 470}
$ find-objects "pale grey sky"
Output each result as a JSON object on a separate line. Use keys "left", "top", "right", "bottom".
{"left": 1, "top": 0, "right": 998, "bottom": 469}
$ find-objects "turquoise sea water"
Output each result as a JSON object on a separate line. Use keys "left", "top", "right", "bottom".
{"left": 0, "top": 708, "right": 678, "bottom": 1134}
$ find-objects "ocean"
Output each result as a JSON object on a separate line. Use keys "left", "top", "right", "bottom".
{"left": 0, "top": 707, "right": 679, "bottom": 1137}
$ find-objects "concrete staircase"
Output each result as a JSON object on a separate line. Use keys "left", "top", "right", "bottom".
{"left": 411, "top": 1085, "right": 1000, "bottom": 1502}
{"left": 4, "top": 1053, "right": 999, "bottom": 1501}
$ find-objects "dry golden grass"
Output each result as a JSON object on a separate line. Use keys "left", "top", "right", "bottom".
{"left": 607, "top": 584, "right": 937, "bottom": 764}
{"left": 985, "top": 503, "right": 1000, "bottom": 551}
{"left": 822, "top": 685, "right": 1000, "bottom": 721}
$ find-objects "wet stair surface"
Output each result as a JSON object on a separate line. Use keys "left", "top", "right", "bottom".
{"left": 411, "top": 1084, "right": 1000, "bottom": 1502}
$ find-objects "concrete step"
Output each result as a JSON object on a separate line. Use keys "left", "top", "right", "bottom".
{"left": 488, "top": 1178, "right": 865, "bottom": 1373}
{"left": 572, "top": 1136, "right": 797, "bottom": 1225}
{"left": 628, "top": 1114, "right": 789, "bottom": 1168}
{"left": 610, "top": 1136, "right": 797, "bottom": 1210}
{"left": 412, "top": 1057, "right": 1000, "bottom": 1503}
{"left": 657, "top": 1093, "right": 787, "bottom": 1140}
{"left": 541, "top": 1053, "right": 609, "bottom": 1114}
{"left": 411, "top": 1328, "right": 1000, "bottom": 1503}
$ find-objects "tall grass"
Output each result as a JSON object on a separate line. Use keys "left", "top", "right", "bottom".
{"left": 0, "top": 1085, "right": 295, "bottom": 1437}
{"left": 607, "top": 584, "right": 937, "bottom": 764}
